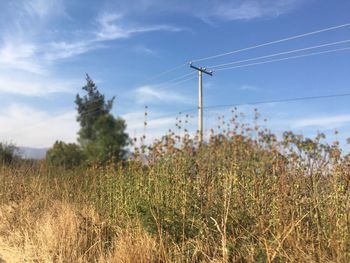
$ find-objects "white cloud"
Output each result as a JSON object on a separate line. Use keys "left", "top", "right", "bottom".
{"left": 293, "top": 114, "right": 350, "bottom": 129}
{"left": 133, "top": 85, "right": 192, "bottom": 104}
{"left": 44, "top": 40, "right": 101, "bottom": 61}
{"left": 0, "top": 73, "right": 78, "bottom": 96}
{"left": 0, "top": 40, "right": 45, "bottom": 74}
{"left": 0, "top": 6, "right": 183, "bottom": 78}
{"left": 210, "top": 0, "right": 297, "bottom": 21}
{"left": 178, "top": 0, "right": 305, "bottom": 22}
{"left": 108, "top": 0, "right": 305, "bottom": 22}
{"left": 96, "top": 13, "right": 129, "bottom": 40}
{"left": 0, "top": 104, "right": 78, "bottom": 148}
{"left": 23, "top": 0, "right": 65, "bottom": 18}
{"left": 95, "top": 12, "right": 183, "bottom": 41}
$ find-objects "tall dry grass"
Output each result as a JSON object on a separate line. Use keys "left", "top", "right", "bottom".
{"left": 1, "top": 110, "right": 350, "bottom": 262}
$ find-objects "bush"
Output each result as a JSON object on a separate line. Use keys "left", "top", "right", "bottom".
{"left": 46, "top": 141, "right": 85, "bottom": 168}
{"left": 0, "top": 143, "right": 18, "bottom": 164}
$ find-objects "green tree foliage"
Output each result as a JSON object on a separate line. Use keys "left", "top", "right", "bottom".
{"left": 85, "top": 115, "right": 129, "bottom": 163}
{"left": 75, "top": 74, "right": 115, "bottom": 146}
{"left": 75, "top": 74, "right": 129, "bottom": 163}
{"left": 0, "top": 143, "right": 18, "bottom": 164}
{"left": 46, "top": 141, "right": 85, "bottom": 168}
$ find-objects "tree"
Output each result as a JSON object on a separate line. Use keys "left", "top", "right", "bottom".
{"left": 46, "top": 141, "right": 85, "bottom": 168}
{"left": 0, "top": 142, "right": 18, "bottom": 164}
{"left": 75, "top": 74, "right": 115, "bottom": 146}
{"left": 75, "top": 74, "right": 129, "bottom": 163}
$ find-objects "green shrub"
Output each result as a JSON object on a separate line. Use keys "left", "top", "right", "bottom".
{"left": 0, "top": 142, "right": 18, "bottom": 164}
{"left": 46, "top": 141, "right": 85, "bottom": 168}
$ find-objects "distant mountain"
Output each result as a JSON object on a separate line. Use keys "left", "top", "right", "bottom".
{"left": 18, "top": 147, "right": 48, "bottom": 160}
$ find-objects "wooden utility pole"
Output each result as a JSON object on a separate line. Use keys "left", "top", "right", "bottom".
{"left": 190, "top": 62, "right": 213, "bottom": 144}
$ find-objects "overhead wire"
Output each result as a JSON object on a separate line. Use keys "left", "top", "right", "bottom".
{"left": 140, "top": 63, "right": 188, "bottom": 84}
{"left": 215, "top": 46, "right": 350, "bottom": 71}
{"left": 146, "top": 92, "right": 350, "bottom": 123}
{"left": 201, "top": 92, "right": 350, "bottom": 111}
{"left": 208, "top": 39, "right": 350, "bottom": 69}
{"left": 191, "top": 22, "right": 350, "bottom": 63}
{"left": 150, "top": 72, "right": 195, "bottom": 88}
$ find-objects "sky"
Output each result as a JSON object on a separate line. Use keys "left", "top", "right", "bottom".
{"left": 0, "top": 0, "right": 350, "bottom": 150}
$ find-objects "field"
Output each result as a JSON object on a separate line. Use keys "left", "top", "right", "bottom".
{"left": 0, "top": 114, "right": 350, "bottom": 262}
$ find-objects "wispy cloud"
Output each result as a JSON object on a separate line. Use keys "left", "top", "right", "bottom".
{"left": 23, "top": 0, "right": 65, "bottom": 18}
{"left": 293, "top": 114, "right": 350, "bottom": 129}
{"left": 209, "top": 0, "right": 301, "bottom": 21}
{"left": 0, "top": 5, "right": 183, "bottom": 78}
{"left": 42, "top": 13, "right": 181, "bottom": 61}
{"left": 95, "top": 12, "right": 183, "bottom": 41}
{"left": 108, "top": 0, "right": 305, "bottom": 23}
{"left": 0, "top": 1, "right": 184, "bottom": 97}
{"left": 0, "top": 73, "right": 78, "bottom": 96}
{"left": 0, "top": 104, "right": 78, "bottom": 147}
{"left": 0, "top": 0, "right": 70, "bottom": 89}
{"left": 0, "top": 40, "right": 45, "bottom": 74}
{"left": 44, "top": 40, "right": 102, "bottom": 61}
{"left": 133, "top": 85, "right": 192, "bottom": 104}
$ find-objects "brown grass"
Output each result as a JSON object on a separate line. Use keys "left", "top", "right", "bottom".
{"left": 0, "top": 200, "right": 161, "bottom": 263}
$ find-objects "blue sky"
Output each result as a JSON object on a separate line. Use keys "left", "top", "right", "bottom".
{"left": 0, "top": 0, "right": 350, "bottom": 149}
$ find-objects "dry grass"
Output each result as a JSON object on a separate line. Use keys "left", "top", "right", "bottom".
{"left": 0, "top": 111, "right": 350, "bottom": 262}
{"left": 0, "top": 200, "right": 160, "bottom": 263}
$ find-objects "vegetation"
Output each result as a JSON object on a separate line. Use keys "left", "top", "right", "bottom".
{"left": 1, "top": 110, "right": 350, "bottom": 262}
{"left": 45, "top": 74, "right": 129, "bottom": 166}
{"left": 75, "top": 74, "right": 129, "bottom": 164}
{"left": 0, "top": 143, "right": 18, "bottom": 164}
{"left": 84, "top": 114, "right": 129, "bottom": 163}
{"left": 46, "top": 141, "right": 85, "bottom": 168}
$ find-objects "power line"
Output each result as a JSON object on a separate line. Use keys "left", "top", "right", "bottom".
{"left": 200, "top": 92, "right": 350, "bottom": 111}
{"left": 163, "top": 75, "right": 197, "bottom": 89}
{"left": 150, "top": 72, "right": 195, "bottom": 88}
{"left": 140, "top": 63, "right": 187, "bottom": 84}
{"left": 208, "top": 39, "right": 350, "bottom": 69}
{"left": 146, "top": 92, "right": 350, "bottom": 123}
{"left": 191, "top": 22, "right": 350, "bottom": 63}
{"left": 215, "top": 46, "right": 350, "bottom": 71}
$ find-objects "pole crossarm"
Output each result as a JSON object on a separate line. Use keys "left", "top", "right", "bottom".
{"left": 189, "top": 62, "right": 213, "bottom": 76}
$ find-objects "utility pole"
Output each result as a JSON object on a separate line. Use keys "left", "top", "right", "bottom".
{"left": 190, "top": 62, "right": 213, "bottom": 144}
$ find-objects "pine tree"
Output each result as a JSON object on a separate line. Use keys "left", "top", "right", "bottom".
{"left": 75, "top": 74, "right": 115, "bottom": 145}
{"left": 75, "top": 74, "right": 129, "bottom": 163}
